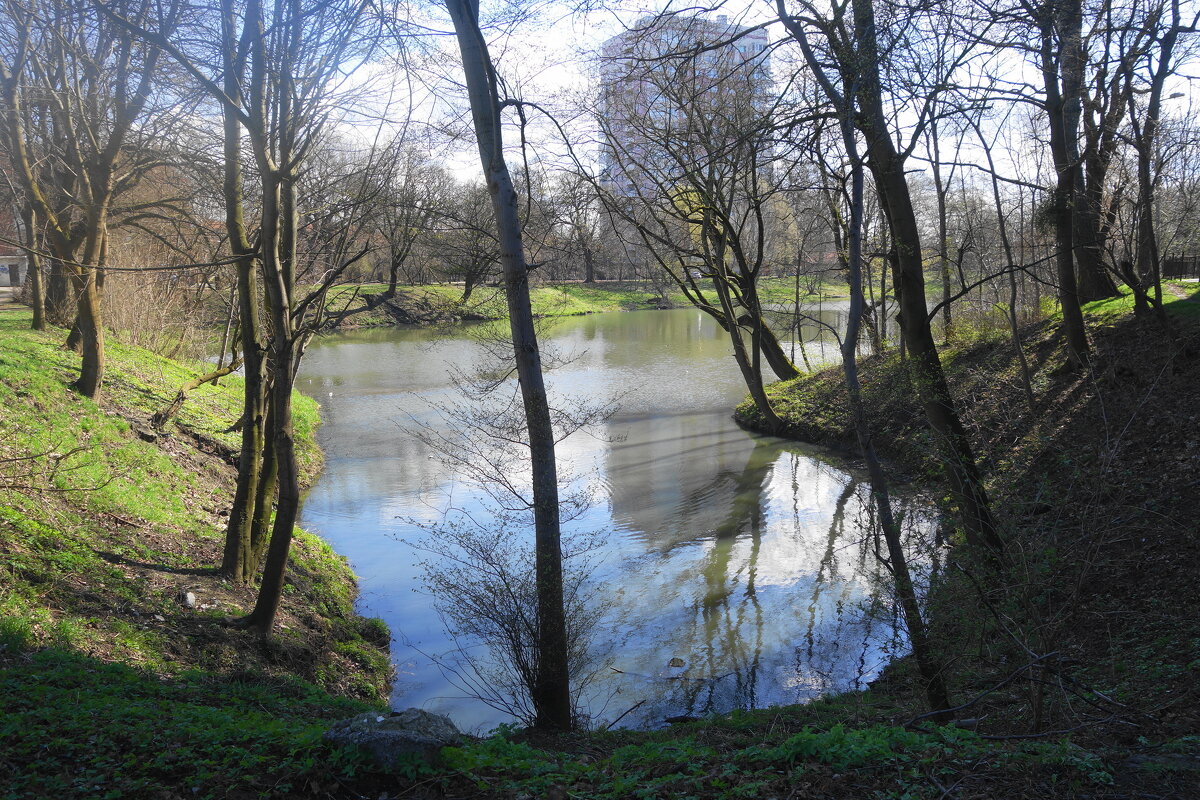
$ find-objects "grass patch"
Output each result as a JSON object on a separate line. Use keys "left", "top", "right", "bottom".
{"left": 0, "top": 306, "right": 392, "bottom": 797}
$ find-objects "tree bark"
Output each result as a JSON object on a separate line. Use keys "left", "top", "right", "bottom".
{"left": 446, "top": 0, "right": 572, "bottom": 731}
{"left": 19, "top": 205, "right": 46, "bottom": 331}
{"left": 152, "top": 359, "right": 243, "bottom": 429}
{"left": 835, "top": 66, "right": 952, "bottom": 718}
{"left": 219, "top": 0, "right": 271, "bottom": 583}
{"left": 67, "top": 267, "right": 105, "bottom": 399}
{"left": 849, "top": 0, "right": 1004, "bottom": 555}
{"left": 1041, "top": 0, "right": 1091, "bottom": 366}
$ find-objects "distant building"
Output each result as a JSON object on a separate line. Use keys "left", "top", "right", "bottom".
{"left": 0, "top": 200, "right": 27, "bottom": 288}
{"left": 598, "top": 13, "right": 771, "bottom": 200}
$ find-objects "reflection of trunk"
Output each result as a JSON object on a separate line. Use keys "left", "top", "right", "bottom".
{"left": 447, "top": 0, "right": 572, "bottom": 731}
{"left": 805, "top": 479, "right": 856, "bottom": 663}
{"left": 697, "top": 439, "right": 771, "bottom": 712}
{"left": 831, "top": 94, "right": 952, "bottom": 718}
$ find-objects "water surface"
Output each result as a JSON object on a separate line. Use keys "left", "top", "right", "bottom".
{"left": 297, "top": 307, "right": 934, "bottom": 731}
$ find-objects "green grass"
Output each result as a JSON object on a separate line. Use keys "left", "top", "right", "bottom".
{"left": 1080, "top": 279, "right": 1200, "bottom": 321}
{"left": 0, "top": 307, "right": 393, "bottom": 797}
{"left": 0, "top": 647, "right": 376, "bottom": 800}
{"left": 427, "top": 702, "right": 1117, "bottom": 800}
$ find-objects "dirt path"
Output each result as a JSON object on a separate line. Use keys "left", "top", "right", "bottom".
{"left": 0, "top": 286, "right": 22, "bottom": 310}
{"left": 1166, "top": 281, "right": 1200, "bottom": 301}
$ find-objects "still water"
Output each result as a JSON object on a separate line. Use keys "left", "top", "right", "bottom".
{"left": 296, "top": 306, "right": 936, "bottom": 732}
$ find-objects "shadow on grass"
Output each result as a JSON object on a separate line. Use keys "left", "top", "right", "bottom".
{"left": 0, "top": 644, "right": 380, "bottom": 799}
{"left": 96, "top": 549, "right": 221, "bottom": 577}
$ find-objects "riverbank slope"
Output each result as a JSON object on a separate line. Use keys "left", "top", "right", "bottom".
{"left": 0, "top": 308, "right": 393, "bottom": 797}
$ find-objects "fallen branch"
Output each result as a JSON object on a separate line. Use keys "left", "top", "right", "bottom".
{"left": 151, "top": 359, "right": 243, "bottom": 429}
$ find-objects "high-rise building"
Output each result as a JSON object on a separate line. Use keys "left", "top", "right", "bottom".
{"left": 598, "top": 13, "right": 771, "bottom": 199}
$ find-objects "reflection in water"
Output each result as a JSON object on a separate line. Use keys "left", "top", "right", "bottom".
{"left": 297, "top": 308, "right": 937, "bottom": 732}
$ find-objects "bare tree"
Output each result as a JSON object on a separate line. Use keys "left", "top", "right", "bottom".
{"left": 590, "top": 12, "right": 799, "bottom": 429}
{"left": 776, "top": 0, "right": 1004, "bottom": 554}
{"left": 0, "top": 0, "right": 183, "bottom": 398}
{"left": 443, "top": 0, "right": 572, "bottom": 730}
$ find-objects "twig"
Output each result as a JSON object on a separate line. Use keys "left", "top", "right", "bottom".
{"left": 600, "top": 699, "right": 646, "bottom": 731}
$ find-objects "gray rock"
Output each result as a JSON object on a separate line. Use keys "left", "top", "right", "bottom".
{"left": 324, "top": 708, "right": 461, "bottom": 769}
{"left": 181, "top": 591, "right": 197, "bottom": 608}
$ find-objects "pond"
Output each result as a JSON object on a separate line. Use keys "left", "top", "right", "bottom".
{"left": 296, "top": 304, "right": 936, "bottom": 732}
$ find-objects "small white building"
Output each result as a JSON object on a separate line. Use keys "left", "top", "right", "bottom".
{"left": 0, "top": 253, "right": 26, "bottom": 287}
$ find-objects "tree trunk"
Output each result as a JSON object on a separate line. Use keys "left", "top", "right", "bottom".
{"left": 152, "top": 359, "right": 243, "bottom": 429}
{"left": 1073, "top": 192, "right": 1119, "bottom": 302}
{"left": 851, "top": 0, "right": 1003, "bottom": 555}
{"left": 446, "top": 0, "right": 572, "bottom": 731}
{"left": 218, "top": 0, "right": 271, "bottom": 582}
{"left": 20, "top": 205, "right": 46, "bottom": 331}
{"left": 386, "top": 252, "right": 400, "bottom": 297}
{"left": 756, "top": 320, "right": 800, "bottom": 380}
{"left": 582, "top": 240, "right": 595, "bottom": 283}
{"left": 838, "top": 101, "right": 952, "bottom": 718}
{"left": 68, "top": 267, "right": 104, "bottom": 399}
{"left": 47, "top": 260, "right": 71, "bottom": 325}
{"left": 1041, "top": 0, "right": 1091, "bottom": 366}
{"left": 243, "top": 347, "right": 300, "bottom": 636}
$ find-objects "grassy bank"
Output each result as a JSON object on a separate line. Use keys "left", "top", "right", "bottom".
{"left": 0, "top": 308, "right": 392, "bottom": 798}
{"left": 721, "top": 283, "right": 1200, "bottom": 795}
{"left": 8, "top": 279, "right": 1198, "bottom": 799}
{"left": 350, "top": 290, "right": 1200, "bottom": 799}
{"left": 320, "top": 277, "right": 848, "bottom": 329}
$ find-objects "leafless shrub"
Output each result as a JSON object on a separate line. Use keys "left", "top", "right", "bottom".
{"left": 413, "top": 521, "right": 610, "bottom": 727}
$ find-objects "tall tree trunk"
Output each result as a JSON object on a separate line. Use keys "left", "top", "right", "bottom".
{"left": 850, "top": 0, "right": 1003, "bottom": 555}
{"left": 446, "top": 0, "right": 572, "bottom": 731}
{"left": 928, "top": 115, "right": 953, "bottom": 343}
{"left": 243, "top": 344, "right": 300, "bottom": 635}
{"left": 219, "top": 0, "right": 271, "bottom": 582}
{"left": 249, "top": 421, "right": 279, "bottom": 569}
{"left": 386, "top": 255, "right": 400, "bottom": 297}
{"left": 755, "top": 319, "right": 800, "bottom": 380}
{"left": 1073, "top": 187, "right": 1118, "bottom": 302}
{"left": 1042, "top": 0, "right": 1091, "bottom": 366}
{"left": 838, "top": 95, "right": 952, "bottom": 718}
{"left": 1131, "top": 1, "right": 1181, "bottom": 325}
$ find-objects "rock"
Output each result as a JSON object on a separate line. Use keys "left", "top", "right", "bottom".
{"left": 324, "top": 709, "right": 461, "bottom": 769}
{"left": 133, "top": 425, "right": 158, "bottom": 443}
{"left": 180, "top": 591, "right": 197, "bottom": 608}
{"left": 668, "top": 657, "right": 685, "bottom": 668}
